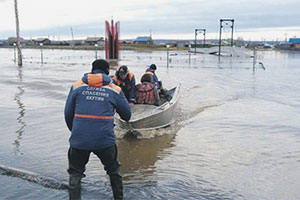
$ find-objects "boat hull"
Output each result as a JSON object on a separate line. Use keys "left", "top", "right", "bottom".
{"left": 115, "top": 84, "right": 180, "bottom": 130}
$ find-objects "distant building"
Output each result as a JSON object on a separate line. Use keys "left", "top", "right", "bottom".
{"left": 153, "top": 39, "right": 171, "bottom": 45}
{"left": 279, "top": 38, "right": 300, "bottom": 50}
{"left": 279, "top": 43, "right": 292, "bottom": 50}
{"left": 289, "top": 38, "right": 300, "bottom": 44}
{"left": 69, "top": 40, "right": 84, "bottom": 46}
{"left": 246, "top": 42, "right": 274, "bottom": 49}
{"left": 176, "top": 40, "right": 188, "bottom": 48}
{"left": 121, "top": 40, "right": 133, "bottom": 44}
{"left": 0, "top": 39, "right": 6, "bottom": 46}
{"left": 84, "top": 37, "right": 104, "bottom": 46}
{"left": 59, "top": 41, "right": 70, "bottom": 46}
{"left": 199, "top": 41, "right": 212, "bottom": 45}
{"left": 50, "top": 40, "right": 65, "bottom": 46}
{"left": 7, "top": 37, "right": 25, "bottom": 45}
{"left": 133, "top": 36, "right": 153, "bottom": 45}
{"left": 289, "top": 38, "right": 300, "bottom": 49}
{"left": 33, "top": 38, "right": 51, "bottom": 45}
{"left": 262, "top": 43, "right": 273, "bottom": 48}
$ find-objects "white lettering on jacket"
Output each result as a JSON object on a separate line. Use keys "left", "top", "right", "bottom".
{"left": 86, "top": 96, "right": 105, "bottom": 101}
{"left": 82, "top": 91, "right": 109, "bottom": 97}
{"left": 81, "top": 87, "right": 109, "bottom": 101}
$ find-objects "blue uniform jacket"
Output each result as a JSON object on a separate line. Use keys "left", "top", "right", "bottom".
{"left": 64, "top": 69, "right": 131, "bottom": 150}
{"left": 112, "top": 71, "right": 136, "bottom": 103}
{"left": 145, "top": 68, "right": 160, "bottom": 89}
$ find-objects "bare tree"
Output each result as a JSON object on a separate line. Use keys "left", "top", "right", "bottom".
{"left": 14, "top": 0, "right": 22, "bottom": 66}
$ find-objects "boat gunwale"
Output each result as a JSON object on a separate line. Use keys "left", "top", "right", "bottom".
{"left": 115, "top": 83, "right": 181, "bottom": 124}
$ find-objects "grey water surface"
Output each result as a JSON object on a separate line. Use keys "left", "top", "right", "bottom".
{"left": 0, "top": 48, "right": 299, "bottom": 200}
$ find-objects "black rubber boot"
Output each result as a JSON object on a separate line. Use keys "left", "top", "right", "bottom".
{"left": 109, "top": 174, "right": 123, "bottom": 200}
{"left": 69, "top": 175, "right": 82, "bottom": 200}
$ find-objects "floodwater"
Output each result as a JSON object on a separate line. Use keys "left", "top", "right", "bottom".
{"left": 0, "top": 48, "right": 300, "bottom": 200}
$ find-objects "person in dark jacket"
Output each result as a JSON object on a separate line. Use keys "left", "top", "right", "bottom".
{"left": 112, "top": 65, "right": 136, "bottom": 108}
{"left": 145, "top": 64, "right": 172, "bottom": 101}
{"left": 145, "top": 64, "right": 160, "bottom": 89}
{"left": 64, "top": 59, "right": 131, "bottom": 200}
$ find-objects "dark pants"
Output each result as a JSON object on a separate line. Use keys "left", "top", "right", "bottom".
{"left": 68, "top": 145, "right": 123, "bottom": 200}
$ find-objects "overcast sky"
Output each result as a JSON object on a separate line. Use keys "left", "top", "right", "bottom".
{"left": 1, "top": 0, "right": 300, "bottom": 40}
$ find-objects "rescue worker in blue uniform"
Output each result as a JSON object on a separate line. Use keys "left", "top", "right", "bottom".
{"left": 64, "top": 59, "right": 131, "bottom": 200}
{"left": 144, "top": 64, "right": 172, "bottom": 101}
{"left": 112, "top": 65, "right": 136, "bottom": 108}
{"left": 145, "top": 64, "right": 161, "bottom": 89}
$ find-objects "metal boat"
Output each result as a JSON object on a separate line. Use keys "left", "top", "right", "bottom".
{"left": 115, "top": 84, "right": 180, "bottom": 131}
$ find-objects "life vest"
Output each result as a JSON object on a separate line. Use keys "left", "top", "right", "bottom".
{"left": 135, "top": 83, "right": 157, "bottom": 105}
{"left": 113, "top": 71, "right": 134, "bottom": 87}
{"left": 145, "top": 70, "right": 154, "bottom": 76}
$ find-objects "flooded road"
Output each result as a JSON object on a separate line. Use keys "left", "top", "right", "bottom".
{"left": 0, "top": 48, "right": 299, "bottom": 199}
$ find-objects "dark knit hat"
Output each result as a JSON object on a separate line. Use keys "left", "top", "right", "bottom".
{"left": 92, "top": 59, "right": 110, "bottom": 75}
{"left": 118, "top": 65, "right": 128, "bottom": 75}
{"left": 150, "top": 64, "right": 157, "bottom": 70}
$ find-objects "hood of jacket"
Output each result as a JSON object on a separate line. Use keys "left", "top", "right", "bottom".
{"left": 81, "top": 71, "right": 112, "bottom": 87}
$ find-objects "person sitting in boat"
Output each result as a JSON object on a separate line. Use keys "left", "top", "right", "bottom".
{"left": 135, "top": 73, "right": 160, "bottom": 105}
{"left": 145, "top": 64, "right": 161, "bottom": 89}
{"left": 145, "top": 64, "right": 172, "bottom": 101}
{"left": 113, "top": 65, "right": 136, "bottom": 108}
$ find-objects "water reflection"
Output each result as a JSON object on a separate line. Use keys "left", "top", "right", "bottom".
{"left": 13, "top": 66, "right": 26, "bottom": 154}
{"left": 251, "top": 74, "right": 257, "bottom": 97}
{"left": 117, "top": 134, "right": 175, "bottom": 183}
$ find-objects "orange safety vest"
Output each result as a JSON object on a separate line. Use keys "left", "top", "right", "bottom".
{"left": 113, "top": 71, "right": 134, "bottom": 86}
{"left": 145, "top": 71, "right": 154, "bottom": 76}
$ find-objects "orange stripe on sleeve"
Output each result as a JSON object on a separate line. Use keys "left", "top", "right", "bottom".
{"left": 128, "top": 71, "right": 134, "bottom": 80}
{"left": 108, "top": 83, "right": 121, "bottom": 93}
{"left": 113, "top": 76, "right": 121, "bottom": 85}
{"left": 75, "top": 114, "right": 114, "bottom": 119}
{"left": 72, "top": 80, "right": 85, "bottom": 89}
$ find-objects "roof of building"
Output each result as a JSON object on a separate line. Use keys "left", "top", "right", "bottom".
{"left": 34, "top": 38, "right": 50, "bottom": 42}
{"left": 135, "top": 36, "right": 152, "bottom": 42}
{"left": 280, "top": 42, "right": 292, "bottom": 45}
{"left": 85, "top": 37, "right": 103, "bottom": 42}
{"left": 289, "top": 38, "right": 300, "bottom": 44}
{"left": 8, "top": 37, "right": 25, "bottom": 43}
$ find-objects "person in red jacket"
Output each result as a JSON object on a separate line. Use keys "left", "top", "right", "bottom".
{"left": 135, "top": 73, "right": 160, "bottom": 105}
{"left": 64, "top": 59, "right": 131, "bottom": 200}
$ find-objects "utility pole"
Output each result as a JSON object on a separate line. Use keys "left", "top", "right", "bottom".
{"left": 14, "top": 0, "right": 22, "bottom": 66}
{"left": 218, "top": 19, "right": 234, "bottom": 58}
{"left": 194, "top": 29, "right": 197, "bottom": 54}
{"left": 194, "top": 29, "right": 206, "bottom": 54}
{"left": 166, "top": 45, "right": 170, "bottom": 69}
{"left": 70, "top": 27, "right": 74, "bottom": 44}
{"left": 284, "top": 32, "right": 287, "bottom": 42}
